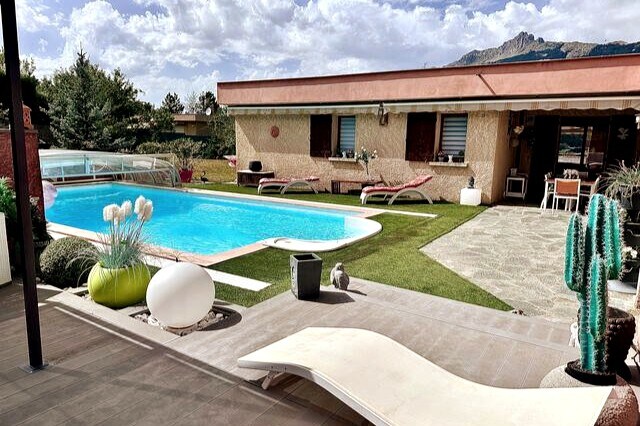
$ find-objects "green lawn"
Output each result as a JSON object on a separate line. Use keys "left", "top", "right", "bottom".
{"left": 196, "top": 183, "right": 511, "bottom": 312}
{"left": 191, "top": 159, "right": 236, "bottom": 183}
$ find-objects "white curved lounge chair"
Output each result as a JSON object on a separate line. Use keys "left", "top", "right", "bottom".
{"left": 238, "top": 327, "right": 611, "bottom": 426}
{"left": 360, "top": 175, "right": 433, "bottom": 205}
{"left": 258, "top": 177, "right": 319, "bottom": 194}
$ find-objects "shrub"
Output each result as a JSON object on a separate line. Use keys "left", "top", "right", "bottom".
{"left": 136, "top": 141, "right": 170, "bottom": 155}
{"left": 169, "top": 138, "right": 203, "bottom": 170}
{"left": 40, "top": 237, "right": 97, "bottom": 288}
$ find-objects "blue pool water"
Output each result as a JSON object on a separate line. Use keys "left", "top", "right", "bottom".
{"left": 45, "top": 183, "right": 367, "bottom": 255}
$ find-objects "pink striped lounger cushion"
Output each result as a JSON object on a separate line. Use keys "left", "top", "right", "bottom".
{"left": 259, "top": 176, "right": 320, "bottom": 185}
{"left": 362, "top": 175, "right": 432, "bottom": 194}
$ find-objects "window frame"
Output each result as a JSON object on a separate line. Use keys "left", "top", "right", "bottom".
{"left": 337, "top": 115, "right": 356, "bottom": 155}
{"left": 438, "top": 113, "right": 468, "bottom": 159}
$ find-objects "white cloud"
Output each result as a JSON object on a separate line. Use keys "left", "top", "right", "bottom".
{"left": 12, "top": 0, "right": 640, "bottom": 104}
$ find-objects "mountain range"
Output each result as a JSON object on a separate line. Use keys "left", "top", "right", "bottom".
{"left": 449, "top": 32, "right": 640, "bottom": 66}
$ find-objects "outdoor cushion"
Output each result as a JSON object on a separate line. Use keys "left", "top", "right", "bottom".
{"left": 259, "top": 176, "right": 320, "bottom": 185}
{"left": 362, "top": 175, "right": 432, "bottom": 194}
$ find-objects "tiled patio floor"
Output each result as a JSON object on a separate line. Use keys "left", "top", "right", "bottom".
{"left": 3, "top": 275, "right": 635, "bottom": 424}
{"left": 0, "top": 284, "right": 363, "bottom": 425}
{"left": 423, "top": 205, "right": 635, "bottom": 322}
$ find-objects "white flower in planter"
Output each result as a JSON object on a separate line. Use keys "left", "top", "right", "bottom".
{"left": 138, "top": 201, "right": 154, "bottom": 222}
{"left": 134, "top": 196, "right": 147, "bottom": 215}
{"left": 103, "top": 204, "right": 120, "bottom": 222}
{"left": 120, "top": 200, "right": 132, "bottom": 217}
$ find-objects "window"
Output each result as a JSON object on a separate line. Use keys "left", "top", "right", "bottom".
{"left": 338, "top": 116, "right": 356, "bottom": 154}
{"left": 405, "top": 112, "right": 436, "bottom": 162}
{"left": 309, "top": 114, "right": 332, "bottom": 157}
{"left": 440, "top": 114, "right": 468, "bottom": 157}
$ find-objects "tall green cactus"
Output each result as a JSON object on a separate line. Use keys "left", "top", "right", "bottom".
{"left": 564, "top": 194, "right": 622, "bottom": 373}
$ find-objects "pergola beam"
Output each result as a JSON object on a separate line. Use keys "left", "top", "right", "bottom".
{"left": 1, "top": 0, "right": 45, "bottom": 371}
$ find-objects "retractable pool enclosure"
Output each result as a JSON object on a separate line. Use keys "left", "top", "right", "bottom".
{"left": 39, "top": 150, "right": 180, "bottom": 187}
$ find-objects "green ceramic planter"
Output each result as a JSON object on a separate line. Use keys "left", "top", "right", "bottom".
{"left": 88, "top": 263, "right": 151, "bottom": 308}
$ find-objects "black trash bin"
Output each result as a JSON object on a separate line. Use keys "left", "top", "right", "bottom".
{"left": 290, "top": 253, "right": 322, "bottom": 300}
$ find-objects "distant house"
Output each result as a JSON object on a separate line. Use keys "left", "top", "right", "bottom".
{"left": 172, "top": 114, "right": 209, "bottom": 137}
{"left": 217, "top": 55, "right": 640, "bottom": 203}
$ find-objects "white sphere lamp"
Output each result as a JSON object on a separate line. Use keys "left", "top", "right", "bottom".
{"left": 146, "top": 262, "right": 215, "bottom": 328}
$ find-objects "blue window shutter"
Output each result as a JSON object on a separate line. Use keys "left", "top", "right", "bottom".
{"left": 440, "top": 115, "right": 468, "bottom": 156}
{"left": 339, "top": 116, "right": 356, "bottom": 152}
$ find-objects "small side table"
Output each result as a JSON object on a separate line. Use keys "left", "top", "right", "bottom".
{"left": 505, "top": 175, "right": 527, "bottom": 200}
{"left": 460, "top": 188, "right": 482, "bottom": 206}
{"left": 237, "top": 170, "right": 275, "bottom": 187}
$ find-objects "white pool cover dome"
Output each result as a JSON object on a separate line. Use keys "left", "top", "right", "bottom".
{"left": 39, "top": 149, "right": 179, "bottom": 187}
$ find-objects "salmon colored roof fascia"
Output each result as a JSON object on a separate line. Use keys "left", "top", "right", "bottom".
{"left": 218, "top": 54, "right": 640, "bottom": 106}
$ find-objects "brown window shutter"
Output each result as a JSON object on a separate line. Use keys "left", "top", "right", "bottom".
{"left": 310, "top": 115, "right": 333, "bottom": 157}
{"left": 405, "top": 112, "right": 436, "bottom": 162}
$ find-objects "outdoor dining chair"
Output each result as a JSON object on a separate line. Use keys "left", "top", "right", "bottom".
{"left": 552, "top": 178, "right": 581, "bottom": 213}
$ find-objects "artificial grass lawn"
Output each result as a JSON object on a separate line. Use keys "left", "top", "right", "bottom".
{"left": 191, "top": 159, "right": 236, "bottom": 183}
{"left": 197, "top": 184, "right": 511, "bottom": 311}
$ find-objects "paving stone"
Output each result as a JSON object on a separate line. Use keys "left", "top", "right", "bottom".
{"left": 423, "top": 205, "right": 635, "bottom": 322}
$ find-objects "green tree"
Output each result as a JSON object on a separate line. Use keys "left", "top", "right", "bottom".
{"left": 203, "top": 106, "right": 235, "bottom": 158}
{"left": 0, "top": 49, "right": 48, "bottom": 129}
{"left": 136, "top": 102, "right": 174, "bottom": 142}
{"left": 185, "top": 90, "right": 218, "bottom": 114}
{"left": 161, "top": 92, "right": 184, "bottom": 113}
{"left": 198, "top": 91, "right": 218, "bottom": 114}
{"left": 42, "top": 51, "right": 144, "bottom": 151}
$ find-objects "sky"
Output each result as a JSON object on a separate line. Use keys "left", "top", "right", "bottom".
{"left": 3, "top": 0, "right": 640, "bottom": 105}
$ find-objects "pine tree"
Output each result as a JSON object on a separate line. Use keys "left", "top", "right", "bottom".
{"left": 161, "top": 92, "right": 184, "bottom": 114}
{"left": 43, "top": 51, "right": 144, "bottom": 151}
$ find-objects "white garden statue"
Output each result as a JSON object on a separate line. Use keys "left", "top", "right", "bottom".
{"left": 330, "top": 263, "right": 350, "bottom": 291}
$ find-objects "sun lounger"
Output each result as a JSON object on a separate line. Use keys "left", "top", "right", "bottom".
{"left": 238, "top": 327, "right": 611, "bottom": 426}
{"left": 360, "top": 175, "right": 433, "bottom": 205}
{"left": 258, "top": 176, "right": 319, "bottom": 194}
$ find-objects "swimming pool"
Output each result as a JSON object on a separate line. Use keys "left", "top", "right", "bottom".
{"left": 45, "top": 183, "right": 380, "bottom": 256}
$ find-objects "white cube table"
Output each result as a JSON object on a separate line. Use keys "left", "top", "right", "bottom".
{"left": 460, "top": 188, "right": 482, "bottom": 206}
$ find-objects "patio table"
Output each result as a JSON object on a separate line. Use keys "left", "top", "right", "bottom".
{"left": 331, "top": 178, "right": 383, "bottom": 194}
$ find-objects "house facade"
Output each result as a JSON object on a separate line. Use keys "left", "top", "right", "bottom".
{"left": 218, "top": 55, "right": 640, "bottom": 204}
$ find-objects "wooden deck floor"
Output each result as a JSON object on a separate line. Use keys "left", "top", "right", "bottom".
{"left": 0, "top": 284, "right": 364, "bottom": 425}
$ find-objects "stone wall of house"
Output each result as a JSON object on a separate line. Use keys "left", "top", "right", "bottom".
{"left": 0, "top": 129, "right": 44, "bottom": 213}
{"left": 235, "top": 110, "right": 512, "bottom": 203}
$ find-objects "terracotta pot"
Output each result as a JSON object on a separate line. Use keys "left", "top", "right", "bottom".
{"left": 178, "top": 168, "right": 193, "bottom": 183}
{"left": 88, "top": 263, "right": 151, "bottom": 308}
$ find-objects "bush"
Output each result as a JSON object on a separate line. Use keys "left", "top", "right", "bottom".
{"left": 136, "top": 141, "right": 170, "bottom": 155}
{"left": 40, "top": 237, "right": 97, "bottom": 288}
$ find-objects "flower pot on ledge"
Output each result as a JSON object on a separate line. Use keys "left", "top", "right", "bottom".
{"left": 179, "top": 168, "right": 193, "bottom": 183}
{"left": 88, "top": 263, "right": 151, "bottom": 308}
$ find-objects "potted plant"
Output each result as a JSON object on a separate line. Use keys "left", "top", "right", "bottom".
{"left": 355, "top": 146, "right": 378, "bottom": 177}
{"left": 82, "top": 196, "right": 154, "bottom": 308}
{"left": 621, "top": 246, "right": 640, "bottom": 283}
{"left": 0, "top": 178, "right": 51, "bottom": 272}
{"left": 604, "top": 161, "right": 640, "bottom": 215}
{"left": 170, "top": 138, "right": 203, "bottom": 183}
{"left": 564, "top": 194, "right": 636, "bottom": 383}
{"left": 436, "top": 150, "right": 446, "bottom": 162}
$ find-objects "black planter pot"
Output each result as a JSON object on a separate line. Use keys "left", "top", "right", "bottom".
{"left": 565, "top": 360, "right": 617, "bottom": 386}
{"left": 606, "top": 306, "right": 636, "bottom": 380}
{"left": 621, "top": 260, "right": 640, "bottom": 283}
{"left": 624, "top": 222, "right": 640, "bottom": 247}
{"left": 574, "top": 306, "right": 635, "bottom": 381}
{"left": 248, "top": 161, "right": 262, "bottom": 172}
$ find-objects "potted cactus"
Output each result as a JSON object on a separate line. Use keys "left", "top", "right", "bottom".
{"left": 564, "top": 194, "right": 636, "bottom": 384}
